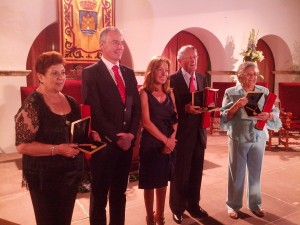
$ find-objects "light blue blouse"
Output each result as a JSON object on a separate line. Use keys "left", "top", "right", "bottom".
{"left": 220, "top": 84, "right": 282, "bottom": 143}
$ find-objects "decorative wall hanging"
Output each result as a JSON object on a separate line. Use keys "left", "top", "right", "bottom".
{"left": 58, "top": 0, "right": 115, "bottom": 63}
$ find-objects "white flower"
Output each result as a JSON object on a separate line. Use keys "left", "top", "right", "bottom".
{"left": 240, "top": 29, "right": 264, "bottom": 62}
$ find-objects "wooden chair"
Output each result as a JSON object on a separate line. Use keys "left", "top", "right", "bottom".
{"left": 277, "top": 82, "right": 300, "bottom": 150}
{"left": 209, "top": 82, "right": 236, "bottom": 134}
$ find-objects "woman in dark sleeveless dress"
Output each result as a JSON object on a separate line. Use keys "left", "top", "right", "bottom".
{"left": 139, "top": 56, "right": 178, "bottom": 225}
{"left": 14, "top": 51, "right": 100, "bottom": 225}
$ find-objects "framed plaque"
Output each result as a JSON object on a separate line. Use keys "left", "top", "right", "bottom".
{"left": 191, "top": 89, "right": 219, "bottom": 112}
{"left": 191, "top": 91, "right": 204, "bottom": 108}
{"left": 244, "top": 91, "right": 263, "bottom": 117}
{"left": 71, "top": 117, "right": 107, "bottom": 154}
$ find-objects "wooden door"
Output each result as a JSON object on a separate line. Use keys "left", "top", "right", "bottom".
{"left": 162, "top": 31, "right": 210, "bottom": 76}
{"left": 257, "top": 39, "right": 275, "bottom": 92}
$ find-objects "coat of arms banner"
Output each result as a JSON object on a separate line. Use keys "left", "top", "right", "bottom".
{"left": 58, "top": 0, "right": 115, "bottom": 63}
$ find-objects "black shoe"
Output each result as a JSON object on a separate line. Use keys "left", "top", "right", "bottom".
{"left": 172, "top": 213, "right": 183, "bottom": 224}
{"left": 187, "top": 206, "right": 208, "bottom": 218}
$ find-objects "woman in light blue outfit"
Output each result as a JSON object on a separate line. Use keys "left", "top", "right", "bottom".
{"left": 220, "top": 62, "right": 281, "bottom": 219}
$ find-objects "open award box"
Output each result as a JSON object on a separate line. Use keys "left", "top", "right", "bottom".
{"left": 70, "top": 117, "right": 107, "bottom": 154}
{"left": 191, "top": 87, "right": 219, "bottom": 112}
{"left": 243, "top": 91, "right": 264, "bottom": 117}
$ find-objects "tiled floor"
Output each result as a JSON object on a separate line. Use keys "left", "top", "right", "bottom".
{"left": 0, "top": 133, "right": 299, "bottom": 225}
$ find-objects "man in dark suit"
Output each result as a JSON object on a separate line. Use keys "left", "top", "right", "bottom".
{"left": 82, "top": 26, "right": 141, "bottom": 225}
{"left": 169, "top": 45, "right": 208, "bottom": 224}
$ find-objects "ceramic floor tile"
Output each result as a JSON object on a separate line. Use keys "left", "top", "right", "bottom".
{"left": 0, "top": 192, "right": 35, "bottom": 225}
{"left": 0, "top": 134, "right": 299, "bottom": 225}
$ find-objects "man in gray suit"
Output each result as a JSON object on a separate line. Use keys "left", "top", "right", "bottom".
{"left": 82, "top": 26, "right": 141, "bottom": 225}
{"left": 170, "top": 45, "right": 208, "bottom": 224}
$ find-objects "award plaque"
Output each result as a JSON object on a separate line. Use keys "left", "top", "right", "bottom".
{"left": 191, "top": 88, "right": 219, "bottom": 113}
{"left": 244, "top": 92, "right": 263, "bottom": 117}
{"left": 70, "top": 117, "right": 107, "bottom": 154}
{"left": 191, "top": 88, "right": 219, "bottom": 128}
{"left": 191, "top": 91, "right": 204, "bottom": 108}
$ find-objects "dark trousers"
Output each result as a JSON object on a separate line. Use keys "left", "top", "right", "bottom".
{"left": 170, "top": 128, "right": 205, "bottom": 214}
{"left": 29, "top": 183, "right": 78, "bottom": 225}
{"left": 89, "top": 145, "right": 132, "bottom": 225}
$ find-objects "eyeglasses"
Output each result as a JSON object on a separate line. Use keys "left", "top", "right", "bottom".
{"left": 181, "top": 56, "right": 198, "bottom": 61}
{"left": 50, "top": 70, "right": 66, "bottom": 78}
{"left": 111, "top": 40, "right": 125, "bottom": 47}
{"left": 244, "top": 73, "right": 258, "bottom": 77}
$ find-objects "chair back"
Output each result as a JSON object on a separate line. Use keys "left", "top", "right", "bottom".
{"left": 20, "top": 86, "right": 37, "bottom": 103}
{"left": 20, "top": 79, "right": 83, "bottom": 104}
{"left": 279, "top": 82, "right": 300, "bottom": 117}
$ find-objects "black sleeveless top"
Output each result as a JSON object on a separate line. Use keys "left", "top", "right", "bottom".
{"left": 138, "top": 90, "right": 177, "bottom": 189}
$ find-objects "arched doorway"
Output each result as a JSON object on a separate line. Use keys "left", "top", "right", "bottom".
{"left": 162, "top": 31, "right": 210, "bottom": 77}
{"left": 257, "top": 39, "right": 275, "bottom": 92}
{"left": 26, "top": 22, "right": 60, "bottom": 86}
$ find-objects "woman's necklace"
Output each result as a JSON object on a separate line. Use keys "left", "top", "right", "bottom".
{"left": 152, "top": 87, "right": 166, "bottom": 103}
{"left": 153, "top": 92, "right": 166, "bottom": 103}
{"left": 63, "top": 114, "right": 71, "bottom": 126}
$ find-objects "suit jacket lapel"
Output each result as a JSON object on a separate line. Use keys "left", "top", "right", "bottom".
{"left": 177, "top": 69, "right": 190, "bottom": 93}
{"left": 119, "top": 65, "right": 129, "bottom": 90}
{"left": 97, "top": 60, "right": 113, "bottom": 82}
{"left": 176, "top": 69, "right": 204, "bottom": 93}
{"left": 97, "top": 60, "right": 125, "bottom": 104}
{"left": 195, "top": 73, "right": 205, "bottom": 91}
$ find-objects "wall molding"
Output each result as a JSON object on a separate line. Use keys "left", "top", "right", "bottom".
{"left": 135, "top": 71, "right": 145, "bottom": 76}
{"left": 208, "top": 71, "right": 300, "bottom": 76}
{"left": 0, "top": 70, "right": 31, "bottom": 77}
{"left": 272, "top": 71, "right": 300, "bottom": 75}
{"left": 207, "top": 71, "right": 236, "bottom": 75}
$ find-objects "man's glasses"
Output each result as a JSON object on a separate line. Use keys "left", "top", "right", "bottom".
{"left": 181, "top": 56, "right": 198, "bottom": 61}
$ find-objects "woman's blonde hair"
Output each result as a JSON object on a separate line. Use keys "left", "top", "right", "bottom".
{"left": 143, "top": 56, "right": 171, "bottom": 93}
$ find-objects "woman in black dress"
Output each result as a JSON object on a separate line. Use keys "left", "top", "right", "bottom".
{"left": 14, "top": 51, "right": 100, "bottom": 225}
{"left": 139, "top": 56, "right": 178, "bottom": 225}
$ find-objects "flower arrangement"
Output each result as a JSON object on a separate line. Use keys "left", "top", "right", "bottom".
{"left": 240, "top": 29, "right": 264, "bottom": 62}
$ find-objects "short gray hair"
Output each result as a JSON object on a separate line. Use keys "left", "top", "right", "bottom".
{"left": 99, "top": 26, "right": 123, "bottom": 43}
{"left": 236, "top": 61, "right": 259, "bottom": 78}
{"left": 177, "top": 45, "right": 198, "bottom": 60}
